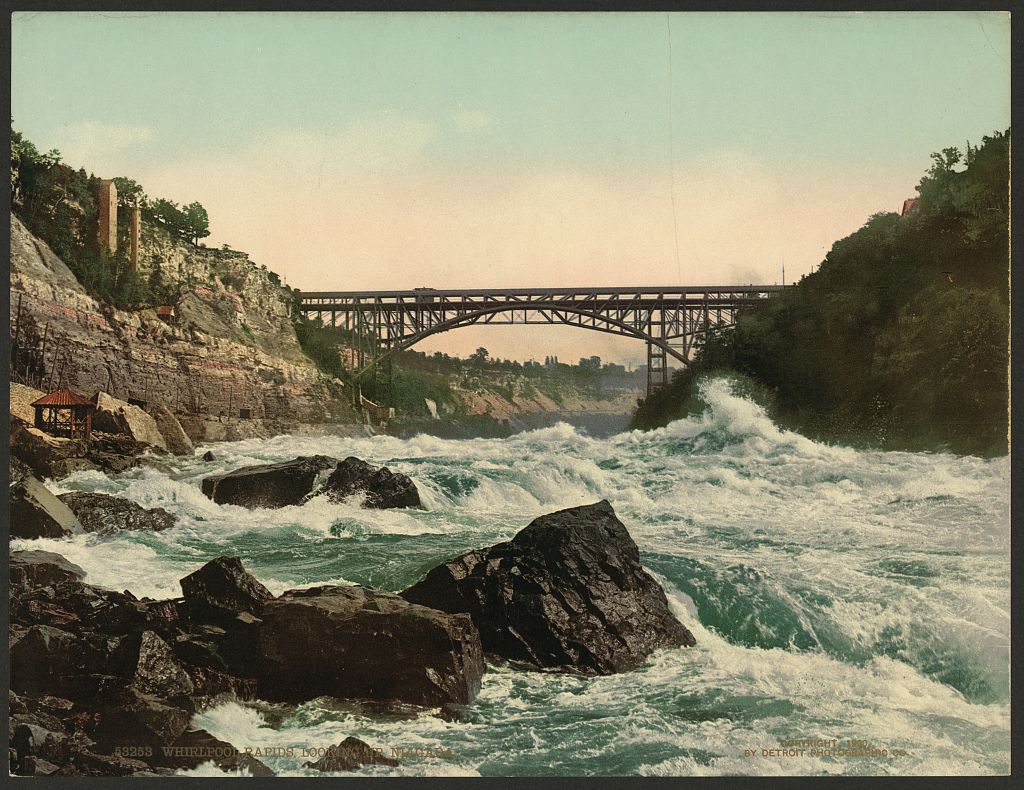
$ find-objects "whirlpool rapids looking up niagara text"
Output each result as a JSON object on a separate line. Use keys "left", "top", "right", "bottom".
{"left": 14, "top": 378, "right": 1010, "bottom": 776}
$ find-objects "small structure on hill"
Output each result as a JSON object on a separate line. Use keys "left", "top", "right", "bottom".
{"left": 31, "top": 389, "right": 95, "bottom": 439}
{"left": 901, "top": 197, "right": 920, "bottom": 216}
{"left": 156, "top": 305, "right": 176, "bottom": 324}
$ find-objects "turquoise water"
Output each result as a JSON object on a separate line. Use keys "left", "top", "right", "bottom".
{"left": 15, "top": 378, "right": 1010, "bottom": 776}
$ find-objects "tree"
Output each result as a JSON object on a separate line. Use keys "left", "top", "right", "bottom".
{"left": 112, "top": 177, "right": 147, "bottom": 208}
{"left": 470, "top": 347, "right": 489, "bottom": 365}
{"left": 183, "top": 201, "right": 210, "bottom": 246}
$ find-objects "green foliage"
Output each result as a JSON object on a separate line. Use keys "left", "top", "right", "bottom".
{"left": 632, "top": 130, "right": 1009, "bottom": 456}
{"left": 293, "top": 316, "right": 349, "bottom": 380}
{"left": 11, "top": 124, "right": 217, "bottom": 307}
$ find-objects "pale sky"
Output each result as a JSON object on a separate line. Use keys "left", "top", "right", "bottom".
{"left": 11, "top": 12, "right": 1011, "bottom": 365}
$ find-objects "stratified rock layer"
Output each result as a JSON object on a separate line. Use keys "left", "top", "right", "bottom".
{"left": 402, "top": 500, "right": 695, "bottom": 674}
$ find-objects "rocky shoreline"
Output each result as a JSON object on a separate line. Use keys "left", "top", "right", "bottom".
{"left": 9, "top": 440, "right": 694, "bottom": 776}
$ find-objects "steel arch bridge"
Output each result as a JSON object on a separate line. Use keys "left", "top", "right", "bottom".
{"left": 297, "top": 285, "right": 784, "bottom": 401}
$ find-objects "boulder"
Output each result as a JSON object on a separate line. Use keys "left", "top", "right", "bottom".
{"left": 10, "top": 475, "right": 83, "bottom": 539}
{"left": 58, "top": 492, "right": 176, "bottom": 534}
{"left": 202, "top": 450, "right": 216, "bottom": 462}
{"left": 402, "top": 500, "right": 695, "bottom": 675}
{"left": 10, "top": 382, "right": 45, "bottom": 425}
{"left": 10, "top": 550, "right": 87, "bottom": 591}
{"left": 146, "top": 404, "right": 194, "bottom": 456}
{"left": 92, "top": 392, "right": 168, "bottom": 451}
{"left": 201, "top": 455, "right": 338, "bottom": 508}
{"left": 107, "top": 630, "right": 196, "bottom": 704}
{"left": 318, "top": 456, "right": 421, "bottom": 509}
{"left": 89, "top": 689, "right": 192, "bottom": 756}
{"left": 179, "top": 557, "right": 273, "bottom": 620}
{"left": 256, "top": 585, "right": 484, "bottom": 707}
{"left": 10, "top": 419, "right": 147, "bottom": 479}
{"left": 10, "top": 626, "right": 105, "bottom": 695}
{"left": 304, "top": 737, "right": 398, "bottom": 772}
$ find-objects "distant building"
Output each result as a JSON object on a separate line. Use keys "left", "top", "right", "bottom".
{"left": 900, "top": 197, "right": 920, "bottom": 216}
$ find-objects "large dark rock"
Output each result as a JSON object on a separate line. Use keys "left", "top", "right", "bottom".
{"left": 10, "top": 626, "right": 108, "bottom": 695}
{"left": 179, "top": 556, "right": 273, "bottom": 620}
{"left": 9, "top": 574, "right": 174, "bottom": 638}
{"left": 58, "top": 492, "right": 176, "bottom": 535}
{"left": 318, "top": 456, "right": 421, "bottom": 509}
{"left": 10, "top": 420, "right": 150, "bottom": 480}
{"left": 107, "top": 630, "right": 196, "bottom": 705}
{"left": 256, "top": 585, "right": 484, "bottom": 707}
{"left": 10, "top": 550, "right": 86, "bottom": 591}
{"left": 201, "top": 455, "right": 338, "bottom": 508}
{"left": 402, "top": 500, "right": 695, "bottom": 675}
{"left": 304, "top": 737, "right": 398, "bottom": 772}
{"left": 10, "top": 475, "right": 83, "bottom": 539}
{"left": 89, "top": 689, "right": 192, "bottom": 756}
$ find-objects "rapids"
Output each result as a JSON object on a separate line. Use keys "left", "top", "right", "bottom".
{"left": 13, "top": 378, "right": 1010, "bottom": 776}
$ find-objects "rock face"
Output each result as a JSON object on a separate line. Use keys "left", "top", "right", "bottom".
{"left": 256, "top": 585, "right": 484, "bottom": 707}
{"left": 201, "top": 455, "right": 338, "bottom": 508}
{"left": 179, "top": 556, "right": 273, "bottom": 620}
{"left": 304, "top": 737, "right": 398, "bottom": 772}
{"left": 58, "top": 492, "right": 176, "bottom": 535}
{"left": 92, "top": 392, "right": 168, "bottom": 451}
{"left": 146, "top": 404, "right": 194, "bottom": 456}
{"left": 10, "top": 475, "right": 83, "bottom": 539}
{"left": 402, "top": 500, "right": 695, "bottom": 674}
{"left": 319, "top": 456, "right": 421, "bottom": 509}
{"left": 10, "top": 215, "right": 356, "bottom": 436}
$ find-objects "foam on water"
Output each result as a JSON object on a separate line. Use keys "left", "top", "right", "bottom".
{"left": 21, "top": 376, "right": 1010, "bottom": 775}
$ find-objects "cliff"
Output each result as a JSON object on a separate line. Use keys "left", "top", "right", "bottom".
{"left": 10, "top": 216, "right": 358, "bottom": 441}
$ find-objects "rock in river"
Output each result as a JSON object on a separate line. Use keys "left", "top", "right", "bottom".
{"left": 402, "top": 499, "right": 695, "bottom": 674}
{"left": 58, "top": 492, "right": 176, "bottom": 535}
{"left": 256, "top": 585, "right": 484, "bottom": 707}
{"left": 318, "top": 456, "right": 421, "bottom": 509}
{"left": 201, "top": 454, "right": 421, "bottom": 510}
{"left": 200, "top": 455, "right": 338, "bottom": 508}
{"left": 10, "top": 550, "right": 86, "bottom": 592}
{"left": 304, "top": 737, "right": 398, "bottom": 772}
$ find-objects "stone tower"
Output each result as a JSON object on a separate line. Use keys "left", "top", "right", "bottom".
{"left": 98, "top": 179, "right": 117, "bottom": 254}
{"left": 130, "top": 204, "right": 141, "bottom": 269}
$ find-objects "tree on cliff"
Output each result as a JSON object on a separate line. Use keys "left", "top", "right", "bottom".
{"left": 184, "top": 201, "right": 210, "bottom": 246}
{"left": 630, "top": 129, "right": 1010, "bottom": 456}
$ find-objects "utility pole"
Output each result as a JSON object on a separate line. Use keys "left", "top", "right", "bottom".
{"left": 782, "top": 259, "right": 786, "bottom": 287}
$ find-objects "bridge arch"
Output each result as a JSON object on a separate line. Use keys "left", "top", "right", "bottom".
{"left": 359, "top": 302, "right": 690, "bottom": 375}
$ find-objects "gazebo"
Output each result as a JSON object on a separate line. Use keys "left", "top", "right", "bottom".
{"left": 31, "top": 388, "right": 95, "bottom": 439}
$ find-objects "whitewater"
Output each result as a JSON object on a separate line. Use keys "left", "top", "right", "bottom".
{"left": 13, "top": 378, "right": 1010, "bottom": 776}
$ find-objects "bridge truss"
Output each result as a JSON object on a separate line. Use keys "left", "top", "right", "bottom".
{"left": 297, "top": 285, "right": 784, "bottom": 401}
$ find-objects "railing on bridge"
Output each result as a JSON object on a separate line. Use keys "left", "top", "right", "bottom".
{"left": 297, "top": 285, "right": 785, "bottom": 401}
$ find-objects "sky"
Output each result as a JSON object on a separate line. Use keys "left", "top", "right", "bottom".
{"left": 11, "top": 12, "right": 1011, "bottom": 366}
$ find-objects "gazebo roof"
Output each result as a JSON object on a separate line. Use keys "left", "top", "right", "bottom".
{"left": 31, "top": 388, "right": 94, "bottom": 407}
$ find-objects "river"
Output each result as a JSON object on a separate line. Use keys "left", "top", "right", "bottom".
{"left": 13, "top": 377, "right": 1010, "bottom": 776}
